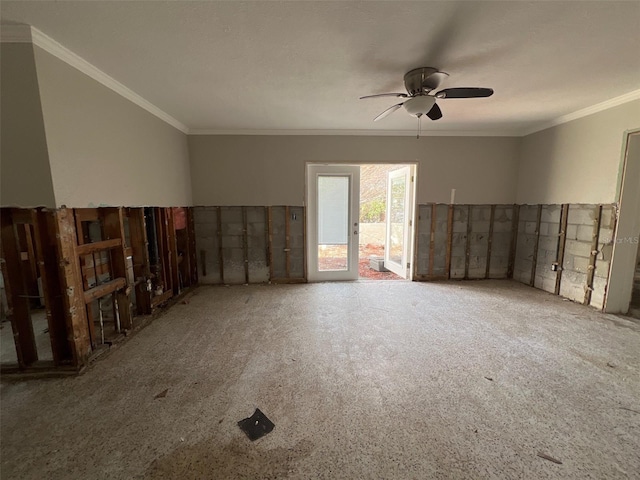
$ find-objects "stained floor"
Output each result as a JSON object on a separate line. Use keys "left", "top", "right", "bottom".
{"left": 1, "top": 280, "right": 639, "bottom": 479}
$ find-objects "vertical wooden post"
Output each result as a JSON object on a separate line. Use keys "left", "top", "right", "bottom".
{"left": 285, "top": 206, "right": 291, "bottom": 278}
{"left": 167, "top": 208, "right": 180, "bottom": 295}
{"left": 530, "top": 205, "right": 543, "bottom": 286}
{"left": 187, "top": 207, "right": 198, "bottom": 286}
{"left": 53, "top": 208, "right": 91, "bottom": 367}
{"left": 216, "top": 206, "right": 224, "bottom": 283}
{"left": 445, "top": 205, "right": 454, "bottom": 279}
{"left": 428, "top": 204, "right": 436, "bottom": 277}
{"left": 584, "top": 205, "right": 603, "bottom": 305}
{"left": 128, "top": 208, "right": 151, "bottom": 315}
{"left": 485, "top": 205, "right": 496, "bottom": 279}
{"left": 464, "top": 205, "right": 472, "bottom": 280}
{"left": 242, "top": 206, "right": 249, "bottom": 284}
{"left": 554, "top": 204, "right": 569, "bottom": 295}
{"left": 102, "top": 207, "right": 132, "bottom": 330}
{"left": 1, "top": 209, "right": 38, "bottom": 366}
{"left": 267, "top": 207, "right": 274, "bottom": 281}
{"left": 302, "top": 206, "right": 308, "bottom": 281}
{"left": 507, "top": 205, "right": 520, "bottom": 279}
{"left": 33, "top": 209, "right": 71, "bottom": 365}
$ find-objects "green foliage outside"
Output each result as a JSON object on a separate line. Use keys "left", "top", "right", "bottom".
{"left": 360, "top": 198, "right": 386, "bottom": 223}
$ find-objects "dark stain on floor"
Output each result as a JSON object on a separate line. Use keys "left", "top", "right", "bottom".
{"left": 144, "top": 437, "right": 314, "bottom": 479}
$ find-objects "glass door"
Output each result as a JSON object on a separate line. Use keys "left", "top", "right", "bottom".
{"left": 384, "top": 166, "right": 413, "bottom": 279}
{"left": 307, "top": 165, "right": 360, "bottom": 281}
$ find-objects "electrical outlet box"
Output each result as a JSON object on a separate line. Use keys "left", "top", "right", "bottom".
{"left": 551, "top": 263, "right": 559, "bottom": 271}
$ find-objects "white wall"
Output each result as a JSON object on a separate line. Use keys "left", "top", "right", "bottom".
{"left": 0, "top": 43, "right": 56, "bottom": 208}
{"left": 517, "top": 100, "right": 640, "bottom": 205}
{"left": 188, "top": 135, "right": 521, "bottom": 206}
{"left": 33, "top": 46, "right": 192, "bottom": 207}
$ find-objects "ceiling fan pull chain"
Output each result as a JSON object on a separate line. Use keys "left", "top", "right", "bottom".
{"left": 417, "top": 114, "right": 421, "bottom": 139}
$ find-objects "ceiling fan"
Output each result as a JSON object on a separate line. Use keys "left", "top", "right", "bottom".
{"left": 360, "top": 67, "right": 494, "bottom": 127}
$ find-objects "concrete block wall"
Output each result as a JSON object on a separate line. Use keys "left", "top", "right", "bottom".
{"left": 513, "top": 205, "right": 539, "bottom": 285}
{"left": 194, "top": 206, "right": 304, "bottom": 285}
{"left": 416, "top": 203, "right": 516, "bottom": 281}
{"left": 511, "top": 203, "right": 617, "bottom": 310}
{"left": 534, "top": 205, "right": 561, "bottom": 293}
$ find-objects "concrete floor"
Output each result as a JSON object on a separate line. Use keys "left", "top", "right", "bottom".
{"left": 1, "top": 280, "right": 639, "bottom": 479}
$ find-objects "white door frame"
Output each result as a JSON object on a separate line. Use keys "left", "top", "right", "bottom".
{"left": 384, "top": 165, "right": 415, "bottom": 279}
{"left": 306, "top": 164, "right": 360, "bottom": 282}
{"left": 605, "top": 130, "right": 640, "bottom": 313}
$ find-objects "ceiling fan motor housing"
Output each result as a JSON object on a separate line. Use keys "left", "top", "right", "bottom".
{"left": 403, "top": 96, "right": 436, "bottom": 117}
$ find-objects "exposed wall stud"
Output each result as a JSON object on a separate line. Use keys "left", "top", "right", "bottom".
{"left": 464, "top": 205, "right": 472, "bottom": 279}
{"left": 530, "top": 205, "right": 543, "bottom": 286}
{"left": 428, "top": 204, "right": 436, "bottom": 277}
{"left": 445, "top": 205, "right": 454, "bottom": 279}
{"left": 216, "top": 206, "right": 224, "bottom": 282}
{"left": 507, "top": 205, "right": 520, "bottom": 278}
{"left": 267, "top": 207, "right": 274, "bottom": 280}
{"left": 285, "top": 206, "right": 291, "bottom": 278}
{"left": 485, "top": 205, "right": 496, "bottom": 278}
{"left": 554, "top": 204, "right": 569, "bottom": 295}
{"left": 242, "top": 206, "right": 249, "bottom": 284}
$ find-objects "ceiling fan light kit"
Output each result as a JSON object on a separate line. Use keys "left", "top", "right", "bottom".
{"left": 360, "top": 67, "right": 494, "bottom": 137}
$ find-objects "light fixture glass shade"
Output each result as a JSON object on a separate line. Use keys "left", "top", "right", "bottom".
{"left": 403, "top": 96, "right": 435, "bottom": 117}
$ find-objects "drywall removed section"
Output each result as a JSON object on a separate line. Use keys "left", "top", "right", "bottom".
{"left": 0, "top": 43, "right": 56, "bottom": 208}
{"left": 512, "top": 203, "right": 616, "bottom": 309}
{"left": 194, "top": 206, "right": 303, "bottom": 285}
{"left": 188, "top": 135, "right": 521, "bottom": 206}
{"left": 517, "top": 99, "right": 640, "bottom": 205}
{"left": 415, "top": 204, "right": 516, "bottom": 281}
{"left": 33, "top": 46, "right": 192, "bottom": 207}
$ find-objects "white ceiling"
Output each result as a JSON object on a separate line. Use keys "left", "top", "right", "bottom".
{"left": 1, "top": 1, "right": 639, "bottom": 135}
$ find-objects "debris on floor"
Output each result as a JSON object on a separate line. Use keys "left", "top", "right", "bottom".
{"left": 238, "top": 408, "right": 275, "bottom": 441}
{"left": 484, "top": 376, "right": 494, "bottom": 381}
{"left": 537, "top": 452, "right": 562, "bottom": 464}
{"left": 154, "top": 388, "right": 169, "bottom": 399}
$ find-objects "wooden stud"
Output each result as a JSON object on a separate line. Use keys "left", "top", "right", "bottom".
{"left": 187, "top": 208, "right": 198, "bottom": 286}
{"left": 167, "top": 208, "right": 180, "bottom": 295}
{"left": 33, "top": 209, "right": 70, "bottom": 365}
{"left": 83, "top": 278, "right": 127, "bottom": 304}
{"left": 428, "top": 204, "right": 436, "bottom": 277}
{"left": 102, "top": 208, "right": 132, "bottom": 330}
{"left": 412, "top": 206, "right": 420, "bottom": 281}
{"left": 127, "top": 208, "right": 151, "bottom": 315}
{"left": 1, "top": 209, "right": 38, "bottom": 366}
{"left": 200, "top": 250, "right": 207, "bottom": 277}
{"left": 485, "top": 205, "right": 496, "bottom": 279}
{"left": 445, "top": 205, "right": 454, "bottom": 279}
{"left": 302, "top": 206, "right": 308, "bottom": 281}
{"left": 530, "top": 205, "right": 543, "bottom": 287}
{"left": 217, "top": 206, "right": 224, "bottom": 283}
{"left": 554, "top": 204, "right": 569, "bottom": 295}
{"left": 507, "top": 205, "right": 520, "bottom": 278}
{"left": 53, "top": 208, "right": 91, "bottom": 367}
{"left": 464, "top": 205, "right": 472, "bottom": 280}
{"left": 242, "top": 206, "right": 249, "bottom": 284}
{"left": 285, "top": 206, "right": 291, "bottom": 278}
{"left": 584, "top": 205, "right": 603, "bottom": 306}
{"left": 267, "top": 207, "right": 274, "bottom": 281}
{"left": 601, "top": 206, "right": 618, "bottom": 310}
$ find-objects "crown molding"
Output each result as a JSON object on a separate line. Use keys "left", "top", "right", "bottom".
{"left": 187, "top": 128, "right": 520, "bottom": 137}
{"left": 0, "top": 24, "right": 33, "bottom": 42}
{"left": 2, "top": 25, "right": 189, "bottom": 133}
{"left": 521, "top": 89, "right": 640, "bottom": 136}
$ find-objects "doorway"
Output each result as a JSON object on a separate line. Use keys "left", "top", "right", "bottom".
{"left": 306, "top": 163, "right": 416, "bottom": 282}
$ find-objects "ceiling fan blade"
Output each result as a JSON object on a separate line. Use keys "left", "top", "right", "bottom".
{"left": 426, "top": 103, "right": 443, "bottom": 121}
{"left": 360, "top": 93, "right": 408, "bottom": 99}
{"left": 373, "top": 103, "right": 403, "bottom": 122}
{"left": 435, "top": 87, "right": 494, "bottom": 99}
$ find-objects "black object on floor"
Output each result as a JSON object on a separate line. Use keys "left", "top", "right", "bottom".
{"left": 237, "top": 408, "right": 275, "bottom": 441}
